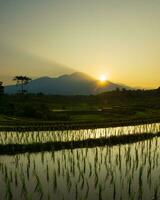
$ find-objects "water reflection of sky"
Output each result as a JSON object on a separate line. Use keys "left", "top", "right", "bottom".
{"left": 0, "top": 123, "right": 160, "bottom": 145}
{"left": 0, "top": 136, "right": 160, "bottom": 199}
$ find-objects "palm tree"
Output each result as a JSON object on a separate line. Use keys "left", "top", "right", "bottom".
{"left": 13, "top": 76, "right": 31, "bottom": 94}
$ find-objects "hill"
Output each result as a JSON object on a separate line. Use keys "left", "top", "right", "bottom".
{"left": 5, "top": 72, "right": 132, "bottom": 95}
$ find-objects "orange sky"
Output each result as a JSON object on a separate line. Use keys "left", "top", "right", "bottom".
{"left": 0, "top": 0, "right": 160, "bottom": 88}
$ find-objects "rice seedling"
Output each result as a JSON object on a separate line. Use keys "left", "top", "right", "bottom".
{"left": 0, "top": 123, "right": 159, "bottom": 199}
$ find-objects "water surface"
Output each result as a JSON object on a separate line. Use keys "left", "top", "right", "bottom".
{"left": 0, "top": 133, "right": 160, "bottom": 199}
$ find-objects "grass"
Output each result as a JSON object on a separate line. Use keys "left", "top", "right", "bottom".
{"left": 70, "top": 114, "right": 106, "bottom": 121}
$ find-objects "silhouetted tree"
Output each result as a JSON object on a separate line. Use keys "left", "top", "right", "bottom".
{"left": 13, "top": 76, "right": 31, "bottom": 94}
{"left": 0, "top": 81, "right": 4, "bottom": 96}
{"left": 116, "top": 87, "right": 120, "bottom": 92}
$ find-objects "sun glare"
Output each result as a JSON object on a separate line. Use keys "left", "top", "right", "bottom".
{"left": 99, "top": 74, "right": 107, "bottom": 82}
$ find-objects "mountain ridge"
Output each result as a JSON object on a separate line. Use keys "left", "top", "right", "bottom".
{"left": 5, "top": 72, "right": 133, "bottom": 95}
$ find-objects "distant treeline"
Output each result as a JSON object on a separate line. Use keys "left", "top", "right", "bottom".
{"left": 0, "top": 81, "right": 4, "bottom": 96}
{"left": 101, "top": 87, "right": 160, "bottom": 97}
{"left": 0, "top": 87, "right": 160, "bottom": 121}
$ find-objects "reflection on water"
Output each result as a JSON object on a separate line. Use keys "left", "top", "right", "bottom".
{"left": 0, "top": 137, "right": 160, "bottom": 199}
{"left": 0, "top": 123, "right": 160, "bottom": 145}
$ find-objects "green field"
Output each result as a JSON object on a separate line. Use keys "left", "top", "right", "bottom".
{"left": 0, "top": 88, "right": 160, "bottom": 127}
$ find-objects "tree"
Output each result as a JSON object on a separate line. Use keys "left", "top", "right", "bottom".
{"left": 0, "top": 81, "right": 4, "bottom": 96}
{"left": 13, "top": 76, "right": 31, "bottom": 94}
{"left": 116, "top": 87, "right": 120, "bottom": 92}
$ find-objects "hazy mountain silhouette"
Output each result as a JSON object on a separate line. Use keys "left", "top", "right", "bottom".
{"left": 5, "top": 72, "right": 132, "bottom": 95}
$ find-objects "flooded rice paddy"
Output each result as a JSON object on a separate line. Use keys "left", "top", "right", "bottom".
{"left": 0, "top": 123, "right": 160, "bottom": 145}
{"left": 0, "top": 123, "right": 160, "bottom": 199}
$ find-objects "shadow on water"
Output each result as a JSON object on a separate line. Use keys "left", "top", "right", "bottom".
{"left": 0, "top": 132, "right": 159, "bottom": 155}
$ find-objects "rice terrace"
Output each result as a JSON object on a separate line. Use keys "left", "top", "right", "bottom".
{"left": 1, "top": 0, "right": 160, "bottom": 199}
{"left": 0, "top": 122, "right": 160, "bottom": 199}
{"left": 1, "top": 72, "right": 160, "bottom": 200}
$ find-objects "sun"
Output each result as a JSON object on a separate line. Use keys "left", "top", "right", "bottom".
{"left": 99, "top": 74, "right": 108, "bottom": 82}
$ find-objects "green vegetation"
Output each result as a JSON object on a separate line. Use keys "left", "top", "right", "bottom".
{"left": 0, "top": 86, "right": 160, "bottom": 199}
{"left": 0, "top": 81, "right": 4, "bottom": 96}
{"left": 0, "top": 88, "right": 160, "bottom": 127}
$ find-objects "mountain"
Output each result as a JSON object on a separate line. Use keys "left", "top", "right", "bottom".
{"left": 5, "top": 72, "right": 132, "bottom": 95}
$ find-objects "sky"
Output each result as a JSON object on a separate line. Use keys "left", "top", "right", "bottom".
{"left": 0, "top": 0, "right": 160, "bottom": 88}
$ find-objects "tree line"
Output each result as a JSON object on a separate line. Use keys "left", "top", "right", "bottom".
{"left": 0, "top": 81, "right": 4, "bottom": 96}
{"left": 0, "top": 76, "right": 31, "bottom": 96}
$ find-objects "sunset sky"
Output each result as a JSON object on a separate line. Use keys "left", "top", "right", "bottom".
{"left": 0, "top": 0, "right": 160, "bottom": 88}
